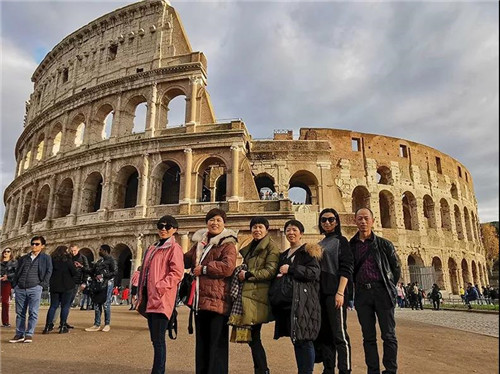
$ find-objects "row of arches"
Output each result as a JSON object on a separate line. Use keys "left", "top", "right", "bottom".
{"left": 351, "top": 186, "right": 480, "bottom": 241}
{"left": 18, "top": 91, "right": 188, "bottom": 175}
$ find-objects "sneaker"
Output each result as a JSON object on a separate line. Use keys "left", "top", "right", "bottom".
{"left": 1, "top": 323, "right": 11, "bottom": 327}
{"left": 23, "top": 335, "right": 33, "bottom": 343}
{"left": 9, "top": 334, "right": 25, "bottom": 343}
{"left": 102, "top": 325, "right": 111, "bottom": 332}
{"left": 85, "top": 325, "right": 101, "bottom": 332}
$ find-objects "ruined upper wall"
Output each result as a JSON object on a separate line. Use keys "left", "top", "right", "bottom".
{"left": 25, "top": 0, "right": 199, "bottom": 125}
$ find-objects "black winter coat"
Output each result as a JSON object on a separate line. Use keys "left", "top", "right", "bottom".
{"left": 71, "top": 253, "right": 89, "bottom": 285}
{"left": 273, "top": 243, "right": 322, "bottom": 343}
{"left": 1, "top": 260, "right": 17, "bottom": 283}
{"left": 90, "top": 254, "right": 117, "bottom": 282}
{"left": 50, "top": 258, "right": 77, "bottom": 293}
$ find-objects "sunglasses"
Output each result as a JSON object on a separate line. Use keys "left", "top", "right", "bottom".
{"left": 31, "top": 243, "right": 42, "bottom": 246}
{"left": 3, "top": 251, "right": 11, "bottom": 254}
{"left": 320, "top": 217, "right": 336, "bottom": 224}
{"left": 157, "top": 223, "right": 174, "bottom": 231}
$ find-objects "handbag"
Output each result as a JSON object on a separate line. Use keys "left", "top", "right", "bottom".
{"left": 178, "top": 273, "right": 195, "bottom": 305}
{"left": 269, "top": 274, "right": 293, "bottom": 308}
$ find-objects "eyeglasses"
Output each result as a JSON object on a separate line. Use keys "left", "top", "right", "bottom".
{"left": 320, "top": 217, "right": 336, "bottom": 224}
{"left": 31, "top": 243, "right": 42, "bottom": 246}
{"left": 157, "top": 223, "right": 174, "bottom": 231}
{"left": 3, "top": 251, "right": 11, "bottom": 254}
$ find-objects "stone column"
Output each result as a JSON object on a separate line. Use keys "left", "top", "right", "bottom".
{"left": 69, "top": 167, "right": 82, "bottom": 224}
{"left": 180, "top": 232, "right": 190, "bottom": 253}
{"left": 182, "top": 148, "right": 193, "bottom": 202}
{"left": 186, "top": 76, "right": 201, "bottom": 125}
{"left": 45, "top": 175, "right": 57, "bottom": 221}
{"left": 99, "top": 159, "right": 112, "bottom": 220}
{"left": 229, "top": 145, "right": 240, "bottom": 200}
{"left": 134, "top": 234, "right": 144, "bottom": 271}
{"left": 280, "top": 229, "right": 287, "bottom": 251}
{"left": 14, "top": 188, "right": 25, "bottom": 230}
{"left": 26, "top": 181, "right": 39, "bottom": 231}
{"left": 146, "top": 83, "right": 158, "bottom": 137}
{"left": 136, "top": 153, "right": 150, "bottom": 217}
{"left": 111, "top": 95, "right": 122, "bottom": 138}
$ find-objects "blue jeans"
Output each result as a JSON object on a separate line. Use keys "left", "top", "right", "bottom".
{"left": 46, "top": 291, "right": 73, "bottom": 326}
{"left": 147, "top": 313, "right": 169, "bottom": 374}
{"left": 94, "top": 281, "right": 113, "bottom": 326}
{"left": 294, "top": 340, "right": 315, "bottom": 374}
{"left": 15, "top": 285, "right": 43, "bottom": 336}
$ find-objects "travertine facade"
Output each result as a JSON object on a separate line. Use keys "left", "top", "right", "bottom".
{"left": 1, "top": 0, "right": 487, "bottom": 294}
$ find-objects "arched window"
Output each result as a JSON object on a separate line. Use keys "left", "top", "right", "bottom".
{"left": 431, "top": 257, "right": 445, "bottom": 289}
{"left": 463, "top": 207, "right": 473, "bottom": 241}
{"left": 215, "top": 174, "right": 227, "bottom": 202}
{"left": 36, "top": 134, "right": 45, "bottom": 161}
{"left": 448, "top": 258, "right": 459, "bottom": 294}
{"left": 95, "top": 104, "right": 114, "bottom": 141}
{"left": 68, "top": 114, "right": 86, "bottom": 148}
{"left": 160, "top": 164, "right": 181, "bottom": 205}
{"left": 423, "top": 195, "right": 436, "bottom": 229}
{"left": 81, "top": 172, "right": 103, "bottom": 213}
{"left": 21, "top": 191, "right": 32, "bottom": 226}
{"left": 197, "top": 157, "right": 227, "bottom": 202}
{"left": 114, "top": 166, "right": 140, "bottom": 209}
{"left": 54, "top": 178, "right": 74, "bottom": 218}
{"left": 23, "top": 150, "right": 32, "bottom": 170}
{"left": 75, "top": 122, "right": 85, "bottom": 147}
{"left": 461, "top": 259, "right": 470, "bottom": 284}
{"left": 122, "top": 96, "right": 148, "bottom": 135}
{"left": 79, "top": 248, "right": 94, "bottom": 264}
{"left": 52, "top": 131, "right": 62, "bottom": 156}
{"left": 377, "top": 166, "right": 393, "bottom": 185}
{"left": 402, "top": 191, "right": 418, "bottom": 230}
{"left": 34, "top": 185, "right": 51, "bottom": 222}
{"left": 379, "top": 190, "right": 396, "bottom": 228}
{"left": 112, "top": 244, "right": 133, "bottom": 286}
{"left": 289, "top": 170, "right": 319, "bottom": 205}
{"left": 132, "top": 102, "right": 147, "bottom": 133}
{"left": 454, "top": 205, "right": 464, "bottom": 240}
{"left": 450, "top": 183, "right": 459, "bottom": 199}
{"left": 159, "top": 89, "right": 187, "bottom": 128}
{"left": 254, "top": 173, "right": 275, "bottom": 199}
{"left": 440, "top": 199, "right": 452, "bottom": 231}
{"left": 352, "top": 186, "right": 370, "bottom": 213}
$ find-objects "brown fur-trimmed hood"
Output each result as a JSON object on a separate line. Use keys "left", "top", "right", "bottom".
{"left": 303, "top": 243, "right": 323, "bottom": 260}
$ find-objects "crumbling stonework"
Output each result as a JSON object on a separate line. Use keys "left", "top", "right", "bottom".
{"left": 1, "top": 0, "right": 487, "bottom": 294}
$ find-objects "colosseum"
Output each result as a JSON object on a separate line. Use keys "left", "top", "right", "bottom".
{"left": 1, "top": 0, "right": 488, "bottom": 296}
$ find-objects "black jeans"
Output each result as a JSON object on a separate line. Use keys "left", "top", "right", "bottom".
{"left": 319, "top": 295, "right": 352, "bottom": 374}
{"left": 195, "top": 310, "right": 229, "bottom": 374}
{"left": 46, "top": 291, "right": 73, "bottom": 326}
{"left": 294, "top": 340, "right": 315, "bottom": 374}
{"left": 147, "top": 313, "right": 169, "bottom": 374}
{"left": 355, "top": 287, "right": 398, "bottom": 374}
{"left": 248, "top": 324, "right": 269, "bottom": 372}
{"left": 432, "top": 299, "right": 440, "bottom": 310}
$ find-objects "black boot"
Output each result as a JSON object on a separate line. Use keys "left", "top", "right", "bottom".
{"left": 59, "top": 324, "right": 69, "bottom": 334}
{"left": 42, "top": 323, "right": 54, "bottom": 334}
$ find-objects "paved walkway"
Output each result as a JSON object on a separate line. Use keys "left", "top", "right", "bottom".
{"left": 395, "top": 308, "right": 499, "bottom": 337}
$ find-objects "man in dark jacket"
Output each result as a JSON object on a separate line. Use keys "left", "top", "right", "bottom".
{"left": 9, "top": 236, "right": 53, "bottom": 344}
{"left": 350, "top": 208, "right": 400, "bottom": 374}
{"left": 69, "top": 244, "right": 89, "bottom": 304}
{"left": 85, "top": 244, "right": 117, "bottom": 332}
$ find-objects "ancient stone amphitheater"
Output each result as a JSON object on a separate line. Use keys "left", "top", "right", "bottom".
{"left": 1, "top": 0, "right": 488, "bottom": 294}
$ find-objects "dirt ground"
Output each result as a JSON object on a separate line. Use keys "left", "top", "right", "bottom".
{"left": 0, "top": 306, "right": 498, "bottom": 374}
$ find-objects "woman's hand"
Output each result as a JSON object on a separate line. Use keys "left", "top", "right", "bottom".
{"left": 335, "top": 293, "right": 344, "bottom": 309}
{"left": 0, "top": 275, "right": 7, "bottom": 281}
{"left": 279, "top": 264, "right": 289, "bottom": 275}
{"left": 193, "top": 266, "right": 203, "bottom": 276}
{"left": 238, "top": 270, "right": 246, "bottom": 282}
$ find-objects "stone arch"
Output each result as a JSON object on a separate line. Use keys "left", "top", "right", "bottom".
{"left": 454, "top": 205, "right": 464, "bottom": 240}
{"left": 379, "top": 190, "right": 396, "bottom": 228}
{"left": 79, "top": 247, "right": 95, "bottom": 264}
{"left": 402, "top": 191, "right": 418, "bottom": 230}
{"left": 450, "top": 183, "right": 459, "bottom": 199}
{"left": 463, "top": 207, "right": 473, "bottom": 241}
{"left": 49, "top": 122, "right": 63, "bottom": 156}
{"left": 67, "top": 113, "right": 86, "bottom": 148}
{"left": 352, "top": 185, "right": 370, "bottom": 213}
{"left": 21, "top": 191, "right": 32, "bottom": 226}
{"left": 114, "top": 165, "right": 140, "bottom": 209}
{"left": 35, "top": 133, "right": 45, "bottom": 161}
{"left": 377, "top": 165, "right": 393, "bottom": 185}
{"left": 122, "top": 95, "right": 148, "bottom": 134}
{"left": 407, "top": 253, "right": 425, "bottom": 284}
{"left": 5, "top": 196, "right": 19, "bottom": 231}
{"left": 471, "top": 260, "right": 479, "bottom": 285}
{"left": 289, "top": 170, "right": 319, "bottom": 205}
{"left": 432, "top": 256, "right": 445, "bottom": 289}
{"left": 408, "top": 254, "right": 425, "bottom": 267}
{"left": 254, "top": 173, "right": 275, "bottom": 198}
{"left": 196, "top": 156, "right": 227, "bottom": 202}
{"left": 215, "top": 174, "right": 227, "bottom": 202}
{"left": 423, "top": 195, "right": 436, "bottom": 229}
{"left": 112, "top": 243, "right": 133, "bottom": 287}
{"left": 448, "top": 258, "right": 459, "bottom": 294}
{"left": 151, "top": 161, "right": 181, "bottom": 205}
{"left": 440, "top": 198, "right": 452, "bottom": 231}
{"left": 81, "top": 171, "right": 103, "bottom": 213}
{"left": 53, "top": 178, "right": 74, "bottom": 218}
{"left": 160, "top": 87, "right": 188, "bottom": 128}
{"left": 34, "top": 184, "right": 51, "bottom": 222}
{"left": 461, "top": 258, "right": 470, "bottom": 285}
{"left": 94, "top": 103, "right": 114, "bottom": 141}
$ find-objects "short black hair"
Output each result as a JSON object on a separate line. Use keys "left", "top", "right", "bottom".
{"left": 318, "top": 208, "right": 342, "bottom": 235}
{"left": 284, "top": 219, "right": 305, "bottom": 233}
{"left": 100, "top": 244, "right": 111, "bottom": 254}
{"left": 157, "top": 215, "right": 179, "bottom": 228}
{"left": 355, "top": 207, "right": 374, "bottom": 218}
{"left": 205, "top": 208, "right": 227, "bottom": 223}
{"left": 31, "top": 236, "right": 46, "bottom": 245}
{"left": 250, "top": 216, "right": 269, "bottom": 230}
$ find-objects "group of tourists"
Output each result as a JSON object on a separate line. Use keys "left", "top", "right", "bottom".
{"left": 1, "top": 206, "right": 401, "bottom": 374}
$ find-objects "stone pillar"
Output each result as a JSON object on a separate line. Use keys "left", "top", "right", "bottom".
{"left": 136, "top": 153, "right": 150, "bottom": 217}
{"left": 186, "top": 76, "right": 200, "bottom": 125}
{"left": 134, "top": 234, "right": 144, "bottom": 271}
{"left": 182, "top": 148, "right": 193, "bottom": 202}
{"left": 14, "top": 188, "right": 25, "bottom": 230}
{"left": 111, "top": 95, "right": 122, "bottom": 138}
{"left": 281, "top": 229, "right": 287, "bottom": 251}
{"left": 26, "top": 181, "right": 39, "bottom": 231}
{"left": 99, "top": 159, "right": 112, "bottom": 220}
{"left": 146, "top": 83, "right": 157, "bottom": 137}
{"left": 180, "top": 232, "right": 190, "bottom": 253}
{"left": 229, "top": 145, "right": 240, "bottom": 200}
{"left": 69, "top": 167, "right": 82, "bottom": 224}
{"left": 45, "top": 175, "right": 57, "bottom": 221}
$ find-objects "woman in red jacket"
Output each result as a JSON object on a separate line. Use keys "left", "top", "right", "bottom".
{"left": 137, "top": 215, "right": 184, "bottom": 374}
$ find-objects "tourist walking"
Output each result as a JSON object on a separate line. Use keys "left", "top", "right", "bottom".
{"left": 1, "top": 248, "right": 17, "bottom": 327}
{"left": 9, "top": 236, "right": 53, "bottom": 343}
{"left": 130, "top": 266, "right": 141, "bottom": 310}
{"left": 350, "top": 208, "right": 400, "bottom": 374}
{"left": 270, "top": 219, "right": 322, "bottom": 374}
{"left": 315, "top": 208, "right": 353, "bottom": 374}
{"left": 137, "top": 215, "right": 184, "bottom": 374}
{"left": 85, "top": 244, "right": 117, "bottom": 332}
{"left": 396, "top": 283, "right": 406, "bottom": 309}
{"left": 229, "top": 216, "right": 279, "bottom": 374}
{"left": 42, "top": 246, "right": 77, "bottom": 334}
{"left": 430, "top": 284, "right": 442, "bottom": 311}
{"left": 184, "top": 208, "right": 238, "bottom": 374}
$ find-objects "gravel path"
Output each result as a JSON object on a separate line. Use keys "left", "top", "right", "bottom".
{"left": 395, "top": 308, "right": 499, "bottom": 337}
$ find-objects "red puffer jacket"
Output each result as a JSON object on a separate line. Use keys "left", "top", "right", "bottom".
{"left": 184, "top": 228, "right": 238, "bottom": 316}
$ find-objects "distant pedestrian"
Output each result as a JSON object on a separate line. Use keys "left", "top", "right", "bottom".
{"left": 121, "top": 286, "right": 130, "bottom": 305}
{"left": 130, "top": 267, "right": 141, "bottom": 310}
{"left": 1, "top": 248, "right": 17, "bottom": 327}
{"left": 430, "top": 284, "right": 442, "bottom": 311}
{"left": 465, "top": 282, "right": 479, "bottom": 310}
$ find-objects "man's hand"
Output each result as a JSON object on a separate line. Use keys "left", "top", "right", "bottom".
{"left": 279, "top": 264, "right": 289, "bottom": 275}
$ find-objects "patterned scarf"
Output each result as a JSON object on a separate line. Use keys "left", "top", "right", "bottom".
{"left": 228, "top": 264, "right": 252, "bottom": 343}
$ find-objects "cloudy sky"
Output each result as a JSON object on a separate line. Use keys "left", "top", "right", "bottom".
{"left": 1, "top": 0, "right": 498, "bottom": 224}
